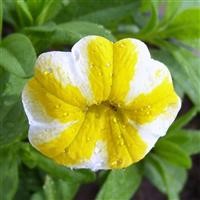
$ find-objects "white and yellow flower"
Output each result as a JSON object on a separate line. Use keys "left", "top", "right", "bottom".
{"left": 22, "top": 36, "right": 181, "bottom": 171}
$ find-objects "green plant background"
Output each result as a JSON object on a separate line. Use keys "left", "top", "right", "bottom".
{"left": 0, "top": 0, "right": 200, "bottom": 200}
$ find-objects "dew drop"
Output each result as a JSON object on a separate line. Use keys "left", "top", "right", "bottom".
{"left": 113, "top": 118, "right": 117, "bottom": 123}
{"left": 146, "top": 111, "right": 150, "bottom": 115}
{"left": 111, "top": 160, "right": 117, "bottom": 166}
{"left": 95, "top": 148, "right": 100, "bottom": 154}
{"left": 55, "top": 104, "right": 60, "bottom": 109}
{"left": 90, "top": 63, "right": 95, "bottom": 68}
{"left": 98, "top": 71, "right": 102, "bottom": 76}
{"left": 63, "top": 112, "right": 69, "bottom": 117}
{"left": 106, "top": 63, "right": 111, "bottom": 67}
{"left": 44, "top": 71, "right": 49, "bottom": 75}
{"left": 74, "top": 52, "right": 79, "bottom": 60}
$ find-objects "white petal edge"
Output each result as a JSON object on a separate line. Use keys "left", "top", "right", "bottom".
{"left": 35, "top": 51, "right": 93, "bottom": 103}
{"left": 129, "top": 98, "right": 181, "bottom": 154}
{"left": 66, "top": 141, "right": 109, "bottom": 171}
{"left": 125, "top": 39, "right": 172, "bottom": 104}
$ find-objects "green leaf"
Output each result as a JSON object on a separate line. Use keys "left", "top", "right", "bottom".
{"left": 158, "top": 0, "right": 181, "bottom": 29}
{"left": 77, "top": 2, "right": 139, "bottom": 26}
{"left": 36, "top": 0, "right": 62, "bottom": 25}
{"left": 53, "top": 21, "right": 115, "bottom": 45}
{"left": 154, "top": 140, "right": 192, "bottom": 168}
{"left": 15, "top": 0, "right": 33, "bottom": 27}
{"left": 0, "top": 101, "right": 27, "bottom": 146}
{"left": 162, "top": 8, "right": 200, "bottom": 39}
{"left": 15, "top": 166, "right": 43, "bottom": 200}
{"left": 137, "top": 0, "right": 158, "bottom": 37}
{"left": 96, "top": 165, "right": 142, "bottom": 200}
{"left": 20, "top": 143, "right": 96, "bottom": 183}
{"left": 167, "top": 130, "right": 200, "bottom": 155}
{"left": 0, "top": 146, "right": 19, "bottom": 200}
{"left": 55, "top": 0, "right": 138, "bottom": 26}
{"left": 26, "top": 0, "right": 44, "bottom": 20}
{"left": 0, "top": 33, "right": 36, "bottom": 77}
{"left": 0, "top": 0, "right": 2, "bottom": 40}
{"left": 22, "top": 22, "right": 57, "bottom": 53}
{"left": 0, "top": 47, "right": 26, "bottom": 77}
{"left": 41, "top": 175, "right": 79, "bottom": 200}
{"left": 144, "top": 154, "right": 187, "bottom": 200}
{"left": 168, "top": 107, "right": 198, "bottom": 132}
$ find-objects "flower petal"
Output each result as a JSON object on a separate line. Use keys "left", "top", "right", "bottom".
{"left": 72, "top": 36, "right": 113, "bottom": 104}
{"left": 127, "top": 99, "right": 181, "bottom": 152}
{"left": 38, "top": 104, "right": 147, "bottom": 170}
{"left": 110, "top": 38, "right": 150, "bottom": 104}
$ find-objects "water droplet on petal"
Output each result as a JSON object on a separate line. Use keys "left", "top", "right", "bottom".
{"left": 63, "top": 112, "right": 69, "bottom": 117}
{"left": 98, "top": 71, "right": 102, "bottom": 76}
{"left": 106, "top": 63, "right": 111, "bottom": 67}
{"left": 74, "top": 52, "right": 79, "bottom": 60}
{"left": 55, "top": 104, "right": 60, "bottom": 109}
{"left": 146, "top": 111, "right": 150, "bottom": 115}
{"left": 113, "top": 118, "right": 117, "bottom": 123}
{"left": 44, "top": 71, "right": 49, "bottom": 75}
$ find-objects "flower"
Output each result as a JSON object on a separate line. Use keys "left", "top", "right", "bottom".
{"left": 22, "top": 36, "right": 181, "bottom": 171}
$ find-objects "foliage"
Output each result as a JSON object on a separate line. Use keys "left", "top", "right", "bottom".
{"left": 0, "top": 0, "right": 200, "bottom": 200}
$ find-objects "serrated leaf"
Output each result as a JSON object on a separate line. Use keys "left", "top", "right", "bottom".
{"left": 154, "top": 140, "right": 192, "bottom": 168}
{"left": 0, "top": 146, "right": 19, "bottom": 200}
{"left": 0, "top": 33, "right": 36, "bottom": 77}
{"left": 20, "top": 143, "right": 96, "bottom": 183}
{"left": 96, "top": 165, "right": 142, "bottom": 200}
{"left": 53, "top": 21, "right": 115, "bottom": 45}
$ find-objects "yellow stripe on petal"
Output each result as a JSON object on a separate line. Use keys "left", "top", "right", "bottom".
{"left": 35, "top": 69, "right": 87, "bottom": 109}
{"left": 87, "top": 36, "right": 113, "bottom": 103}
{"left": 54, "top": 104, "right": 112, "bottom": 166}
{"left": 36, "top": 121, "right": 84, "bottom": 158}
{"left": 109, "top": 39, "right": 138, "bottom": 105}
{"left": 49, "top": 104, "right": 147, "bottom": 169}
{"left": 27, "top": 78, "right": 85, "bottom": 123}
{"left": 104, "top": 111, "right": 147, "bottom": 169}
{"left": 124, "top": 79, "right": 179, "bottom": 124}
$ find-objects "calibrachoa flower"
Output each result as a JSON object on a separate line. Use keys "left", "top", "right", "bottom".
{"left": 22, "top": 36, "right": 181, "bottom": 171}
